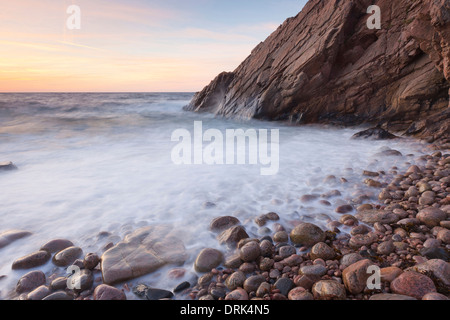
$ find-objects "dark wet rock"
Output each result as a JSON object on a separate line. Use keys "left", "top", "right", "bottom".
{"left": 256, "top": 282, "right": 271, "bottom": 298}
{"left": 50, "top": 277, "right": 67, "bottom": 291}
{"left": 224, "top": 253, "right": 242, "bottom": 269}
{"left": 259, "top": 240, "right": 274, "bottom": 257}
{"left": 294, "top": 274, "right": 320, "bottom": 290}
{"left": 40, "top": 239, "right": 74, "bottom": 253}
{"left": 83, "top": 253, "right": 100, "bottom": 270}
{"left": 278, "top": 245, "right": 296, "bottom": 259}
{"left": 290, "top": 223, "right": 325, "bottom": 247}
{"left": 273, "top": 231, "right": 289, "bottom": 243}
{"left": 352, "top": 128, "right": 398, "bottom": 140}
{"left": 16, "top": 270, "right": 46, "bottom": 294}
{"left": 239, "top": 241, "right": 261, "bottom": 262}
{"left": 146, "top": 288, "right": 174, "bottom": 300}
{"left": 209, "top": 216, "right": 240, "bottom": 233}
{"left": 93, "top": 284, "right": 127, "bottom": 300}
{"left": 27, "top": 285, "right": 51, "bottom": 301}
{"left": 174, "top": 281, "right": 191, "bottom": 293}
{"left": 377, "top": 240, "right": 395, "bottom": 255}
{"left": 275, "top": 277, "right": 295, "bottom": 296}
{"left": 52, "top": 246, "right": 83, "bottom": 267}
{"left": 255, "top": 212, "right": 280, "bottom": 226}
{"left": 335, "top": 205, "right": 354, "bottom": 214}
{"left": 243, "top": 275, "right": 265, "bottom": 293}
{"left": 12, "top": 250, "right": 51, "bottom": 270}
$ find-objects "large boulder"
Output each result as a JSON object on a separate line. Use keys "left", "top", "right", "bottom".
{"left": 186, "top": 0, "right": 450, "bottom": 141}
{"left": 101, "top": 226, "right": 187, "bottom": 285}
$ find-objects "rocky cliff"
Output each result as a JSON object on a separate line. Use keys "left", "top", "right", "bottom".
{"left": 186, "top": 0, "right": 450, "bottom": 142}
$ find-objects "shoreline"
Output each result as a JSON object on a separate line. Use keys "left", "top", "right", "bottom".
{"left": 1, "top": 137, "right": 449, "bottom": 301}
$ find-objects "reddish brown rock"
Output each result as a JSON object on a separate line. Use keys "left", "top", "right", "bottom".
{"left": 93, "top": 284, "right": 127, "bottom": 300}
{"left": 342, "top": 259, "right": 375, "bottom": 294}
{"left": 390, "top": 271, "right": 437, "bottom": 299}
{"left": 194, "top": 248, "right": 223, "bottom": 273}
{"left": 312, "top": 280, "right": 346, "bottom": 300}
{"left": 380, "top": 267, "right": 403, "bottom": 283}
{"left": 186, "top": 0, "right": 450, "bottom": 142}
{"left": 12, "top": 250, "right": 51, "bottom": 270}
{"left": 40, "top": 239, "right": 74, "bottom": 253}
{"left": 209, "top": 216, "right": 240, "bottom": 233}
{"left": 16, "top": 270, "right": 46, "bottom": 294}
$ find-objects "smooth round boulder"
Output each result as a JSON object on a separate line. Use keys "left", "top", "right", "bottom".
{"left": 52, "top": 246, "right": 83, "bottom": 267}
{"left": 310, "top": 242, "right": 336, "bottom": 261}
{"left": 225, "top": 271, "right": 246, "bottom": 291}
{"left": 290, "top": 223, "right": 325, "bottom": 247}
{"left": 288, "top": 287, "right": 314, "bottom": 300}
{"left": 40, "top": 239, "right": 74, "bottom": 253}
{"left": 12, "top": 250, "right": 51, "bottom": 270}
{"left": 194, "top": 248, "right": 223, "bottom": 273}
{"left": 16, "top": 270, "right": 46, "bottom": 294}
{"left": 239, "top": 241, "right": 261, "bottom": 262}
{"left": 243, "top": 275, "right": 265, "bottom": 293}
{"left": 390, "top": 271, "right": 436, "bottom": 300}
{"left": 209, "top": 216, "right": 240, "bottom": 233}
{"left": 94, "top": 284, "right": 126, "bottom": 300}
{"left": 417, "top": 208, "right": 447, "bottom": 227}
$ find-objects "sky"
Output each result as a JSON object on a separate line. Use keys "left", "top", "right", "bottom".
{"left": 0, "top": 0, "right": 307, "bottom": 92}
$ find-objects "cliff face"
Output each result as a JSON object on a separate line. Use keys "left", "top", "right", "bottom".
{"left": 186, "top": 0, "right": 450, "bottom": 142}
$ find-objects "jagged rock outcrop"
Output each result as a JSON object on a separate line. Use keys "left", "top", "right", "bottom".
{"left": 186, "top": 0, "right": 450, "bottom": 142}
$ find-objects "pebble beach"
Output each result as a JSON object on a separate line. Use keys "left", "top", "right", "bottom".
{"left": 1, "top": 136, "right": 449, "bottom": 301}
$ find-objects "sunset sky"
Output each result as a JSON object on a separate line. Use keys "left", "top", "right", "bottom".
{"left": 0, "top": 0, "right": 306, "bottom": 92}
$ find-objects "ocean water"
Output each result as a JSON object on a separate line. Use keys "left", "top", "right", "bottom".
{"left": 0, "top": 93, "right": 426, "bottom": 299}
